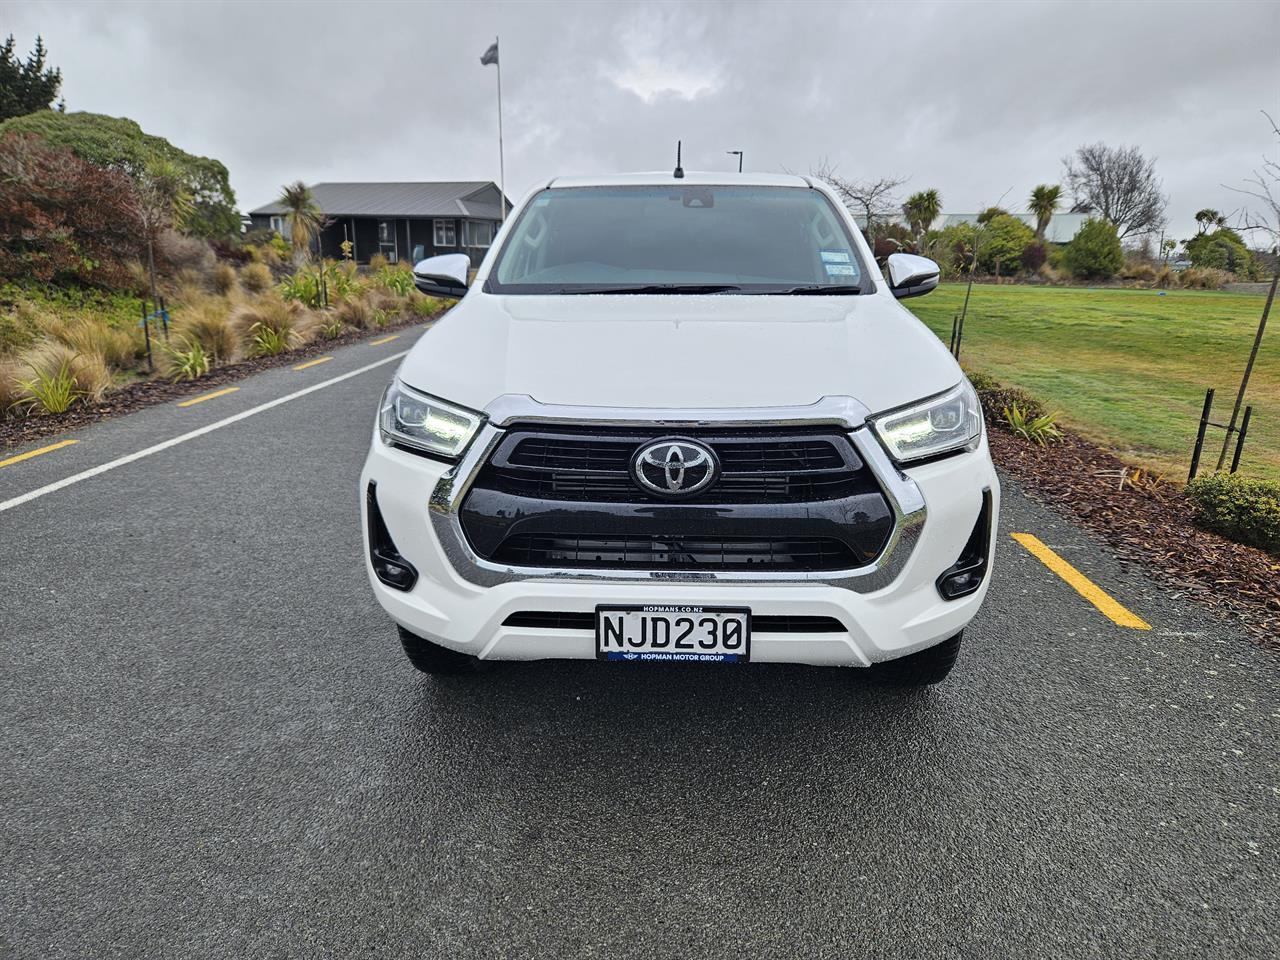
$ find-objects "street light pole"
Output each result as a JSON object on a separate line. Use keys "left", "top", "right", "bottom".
{"left": 726, "top": 150, "right": 743, "bottom": 173}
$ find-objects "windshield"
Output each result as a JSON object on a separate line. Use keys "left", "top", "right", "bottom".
{"left": 486, "top": 185, "right": 869, "bottom": 295}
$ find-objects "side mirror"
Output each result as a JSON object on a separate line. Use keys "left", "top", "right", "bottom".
{"left": 413, "top": 253, "right": 470, "bottom": 299}
{"left": 886, "top": 253, "right": 940, "bottom": 299}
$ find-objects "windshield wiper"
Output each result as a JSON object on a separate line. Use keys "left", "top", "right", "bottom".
{"left": 562, "top": 284, "right": 743, "bottom": 295}
{"left": 763, "top": 285, "right": 862, "bottom": 295}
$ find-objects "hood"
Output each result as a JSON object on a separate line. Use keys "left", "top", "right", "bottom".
{"left": 395, "top": 293, "right": 961, "bottom": 416}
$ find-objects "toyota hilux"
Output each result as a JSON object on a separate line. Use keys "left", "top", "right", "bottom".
{"left": 360, "top": 172, "right": 999, "bottom": 684}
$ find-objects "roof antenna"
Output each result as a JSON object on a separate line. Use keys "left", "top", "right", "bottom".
{"left": 673, "top": 140, "right": 684, "bottom": 179}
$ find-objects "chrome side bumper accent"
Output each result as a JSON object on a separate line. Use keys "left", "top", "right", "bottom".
{"left": 428, "top": 395, "right": 926, "bottom": 594}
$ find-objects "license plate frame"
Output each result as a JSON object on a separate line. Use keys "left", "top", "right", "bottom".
{"left": 595, "top": 604, "right": 751, "bottom": 663}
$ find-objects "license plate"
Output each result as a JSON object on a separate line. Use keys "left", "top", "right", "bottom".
{"left": 596, "top": 605, "right": 751, "bottom": 663}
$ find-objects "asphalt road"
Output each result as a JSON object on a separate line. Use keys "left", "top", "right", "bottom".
{"left": 2, "top": 329, "right": 1277, "bottom": 959}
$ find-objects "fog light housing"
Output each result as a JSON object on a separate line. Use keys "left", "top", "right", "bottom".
{"left": 936, "top": 488, "right": 992, "bottom": 600}
{"left": 366, "top": 481, "right": 418, "bottom": 592}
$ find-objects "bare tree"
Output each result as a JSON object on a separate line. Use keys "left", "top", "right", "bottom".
{"left": 1230, "top": 110, "right": 1280, "bottom": 248}
{"left": 1063, "top": 143, "right": 1167, "bottom": 239}
{"left": 1214, "top": 110, "right": 1280, "bottom": 470}
{"left": 810, "top": 159, "right": 907, "bottom": 238}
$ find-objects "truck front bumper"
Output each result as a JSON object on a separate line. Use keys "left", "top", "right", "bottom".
{"left": 360, "top": 426, "right": 1000, "bottom": 668}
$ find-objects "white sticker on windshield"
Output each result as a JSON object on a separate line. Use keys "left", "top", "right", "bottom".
{"left": 820, "top": 250, "right": 852, "bottom": 264}
{"left": 824, "top": 263, "right": 856, "bottom": 276}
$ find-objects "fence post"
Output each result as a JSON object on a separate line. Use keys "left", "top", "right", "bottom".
{"left": 1188, "top": 387, "right": 1214, "bottom": 482}
{"left": 1230, "top": 405, "right": 1253, "bottom": 474}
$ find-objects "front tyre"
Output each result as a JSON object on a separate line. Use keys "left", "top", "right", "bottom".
{"left": 398, "top": 625, "right": 484, "bottom": 675}
{"left": 870, "top": 632, "right": 962, "bottom": 686}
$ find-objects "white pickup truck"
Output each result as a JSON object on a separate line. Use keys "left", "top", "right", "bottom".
{"left": 361, "top": 171, "right": 999, "bottom": 685}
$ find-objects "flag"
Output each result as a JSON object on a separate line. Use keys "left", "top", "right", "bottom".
{"left": 480, "top": 41, "right": 498, "bottom": 66}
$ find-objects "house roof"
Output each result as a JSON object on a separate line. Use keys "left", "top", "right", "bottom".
{"left": 249, "top": 181, "right": 508, "bottom": 219}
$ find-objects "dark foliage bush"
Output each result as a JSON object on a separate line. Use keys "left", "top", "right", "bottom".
{"left": 1063, "top": 218, "right": 1124, "bottom": 279}
{"left": 1184, "top": 229, "right": 1256, "bottom": 279}
{"left": 1185, "top": 473, "right": 1280, "bottom": 556}
{"left": 0, "top": 133, "right": 143, "bottom": 288}
{"left": 1021, "top": 242, "right": 1048, "bottom": 273}
{"left": 967, "top": 371, "right": 1045, "bottom": 421}
{"left": 0, "top": 111, "right": 238, "bottom": 240}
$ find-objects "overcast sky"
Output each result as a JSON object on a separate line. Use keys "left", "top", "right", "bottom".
{"left": 5, "top": 0, "right": 1279, "bottom": 241}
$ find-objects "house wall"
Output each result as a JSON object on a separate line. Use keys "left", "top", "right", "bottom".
{"left": 252, "top": 213, "right": 501, "bottom": 265}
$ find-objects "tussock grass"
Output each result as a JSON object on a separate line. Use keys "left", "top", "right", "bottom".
{"left": 173, "top": 300, "right": 241, "bottom": 363}
{"left": 240, "top": 262, "right": 273, "bottom": 294}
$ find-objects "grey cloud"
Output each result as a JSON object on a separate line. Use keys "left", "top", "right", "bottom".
{"left": 5, "top": 0, "right": 1278, "bottom": 240}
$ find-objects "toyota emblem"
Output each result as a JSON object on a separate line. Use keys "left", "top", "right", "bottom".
{"left": 631, "top": 438, "right": 719, "bottom": 498}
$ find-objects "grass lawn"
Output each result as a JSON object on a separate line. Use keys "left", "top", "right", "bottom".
{"left": 905, "top": 283, "right": 1280, "bottom": 483}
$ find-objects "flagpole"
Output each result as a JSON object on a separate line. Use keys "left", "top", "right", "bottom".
{"left": 495, "top": 35, "right": 505, "bottom": 222}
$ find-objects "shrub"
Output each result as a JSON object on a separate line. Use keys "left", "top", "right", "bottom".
{"left": 0, "top": 111, "right": 239, "bottom": 241}
{"left": 0, "top": 358, "right": 23, "bottom": 415}
{"left": 0, "top": 132, "right": 144, "bottom": 288}
{"left": 1179, "top": 266, "right": 1230, "bottom": 290}
{"left": 1154, "top": 265, "right": 1176, "bottom": 288}
{"left": 164, "top": 339, "right": 210, "bottom": 380}
{"left": 968, "top": 372, "right": 1045, "bottom": 421}
{"left": 377, "top": 264, "right": 415, "bottom": 296}
{"left": 212, "top": 262, "right": 238, "bottom": 295}
{"left": 1021, "top": 242, "right": 1048, "bottom": 273}
{"left": 319, "top": 311, "right": 345, "bottom": 339}
{"left": 174, "top": 300, "right": 240, "bottom": 362}
{"left": 1120, "top": 260, "right": 1158, "bottom": 282}
{"left": 155, "top": 229, "right": 216, "bottom": 283}
{"left": 20, "top": 341, "right": 111, "bottom": 404}
{"left": 248, "top": 322, "right": 289, "bottom": 357}
{"left": 279, "top": 268, "right": 322, "bottom": 308}
{"left": 233, "top": 295, "right": 297, "bottom": 339}
{"left": 43, "top": 314, "right": 137, "bottom": 370}
{"left": 408, "top": 292, "right": 444, "bottom": 318}
{"left": 1063, "top": 218, "right": 1124, "bottom": 279}
{"left": 240, "top": 262, "right": 272, "bottom": 293}
{"left": 1186, "top": 473, "right": 1280, "bottom": 556}
{"left": 336, "top": 295, "right": 374, "bottom": 330}
{"left": 16, "top": 357, "right": 80, "bottom": 414}
{"left": 977, "top": 214, "right": 1035, "bottom": 275}
{"left": 1185, "top": 228, "right": 1255, "bottom": 278}
{"left": 368, "top": 253, "right": 389, "bottom": 272}
{"left": 1001, "top": 403, "right": 1063, "bottom": 446}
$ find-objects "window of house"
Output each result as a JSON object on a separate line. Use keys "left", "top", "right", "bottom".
{"left": 434, "top": 220, "right": 457, "bottom": 247}
{"left": 269, "top": 216, "right": 285, "bottom": 235}
{"left": 465, "top": 221, "right": 495, "bottom": 248}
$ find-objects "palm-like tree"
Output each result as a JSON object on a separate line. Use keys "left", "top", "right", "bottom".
{"left": 902, "top": 189, "right": 942, "bottom": 247}
{"left": 277, "top": 181, "right": 325, "bottom": 264}
{"left": 1029, "top": 184, "right": 1061, "bottom": 242}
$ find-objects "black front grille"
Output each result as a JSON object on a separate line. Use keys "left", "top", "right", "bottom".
{"left": 484, "top": 428, "right": 875, "bottom": 503}
{"left": 491, "top": 534, "right": 859, "bottom": 571}
{"left": 460, "top": 424, "right": 894, "bottom": 573}
{"left": 502, "top": 612, "right": 847, "bottom": 633}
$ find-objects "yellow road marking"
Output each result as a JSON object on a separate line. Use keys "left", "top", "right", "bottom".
{"left": 178, "top": 387, "right": 239, "bottom": 408}
{"left": 369, "top": 335, "right": 400, "bottom": 346}
{"left": 0, "top": 439, "right": 78, "bottom": 470}
{"left": 293, "top": 356, "right": 334, "bottom": 371}
{"left": 1011, "top": 532, "right": 1151, "bottom": 630}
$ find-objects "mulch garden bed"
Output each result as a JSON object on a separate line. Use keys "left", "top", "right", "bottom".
{"left": 988, "top": 423, "right": 1280, "bottom": 649}
{"left": 1, "top": 314, "right": 432, "bottom": 451}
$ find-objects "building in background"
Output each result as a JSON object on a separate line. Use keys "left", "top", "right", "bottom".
{"left": 248, "top": 181, "right": 510, "bottom": 265}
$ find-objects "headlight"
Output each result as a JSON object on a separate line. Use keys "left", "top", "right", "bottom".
{"left": 379, "top": 380, "right": 483, "bottom": 459}
{"left": 871, "top": 381, "right": 982, "bottom": 463}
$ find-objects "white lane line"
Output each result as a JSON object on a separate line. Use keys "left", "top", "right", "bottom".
{"left": 0, "top": 352, "right": 407, "bottom": 515}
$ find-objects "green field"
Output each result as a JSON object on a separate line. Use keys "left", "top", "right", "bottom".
{"left": 905, "top": 284, "right": 1280, "bottom": 482}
